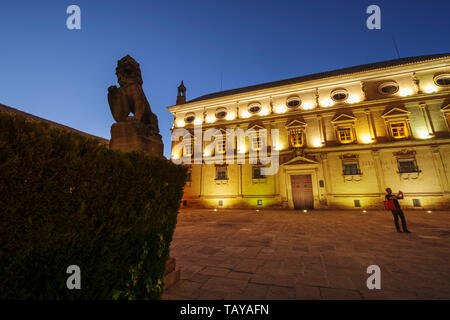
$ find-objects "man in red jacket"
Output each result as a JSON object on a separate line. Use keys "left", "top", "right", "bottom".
{"left": 385, "top": 188, "right": 411, "bottom": 233}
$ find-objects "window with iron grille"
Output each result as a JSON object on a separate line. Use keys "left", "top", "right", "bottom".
{"left": 252, "top": 166, "right": 265, "bottom": 179}
{"left": 343, "top": 162, "right": 361, "bottom": 175}
{"left": 216, "top": 166, "right": 228, "bottom": 180}
{"left": 398, "top": 158, "right": 419, "bottom": 173}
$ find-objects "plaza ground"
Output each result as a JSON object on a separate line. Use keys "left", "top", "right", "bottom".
{"left": 163, "top": 208, "right": 450, "bottom": 300}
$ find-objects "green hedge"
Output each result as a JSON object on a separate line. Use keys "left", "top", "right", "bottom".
{"left": 0, "top": 112, "right": 187, "bottom": 299}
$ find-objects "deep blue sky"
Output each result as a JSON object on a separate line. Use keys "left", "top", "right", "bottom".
{"left": 1, "top": 0, "right": 449, "bottom": 158}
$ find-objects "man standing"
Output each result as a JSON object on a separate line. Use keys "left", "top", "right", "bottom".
{"left": 385, "top": 188, "right": 411, "bottom": 233}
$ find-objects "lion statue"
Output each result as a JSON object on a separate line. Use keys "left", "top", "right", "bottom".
{"left": 108, "top": 55, "right": 159, "bottom": 134}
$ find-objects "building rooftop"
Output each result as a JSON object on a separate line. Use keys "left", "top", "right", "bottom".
{"left": 187, "top": 53, "right": 450, "bottom": 104}
{"left": 0, "top": 103, "right": 109, "bottom": 144}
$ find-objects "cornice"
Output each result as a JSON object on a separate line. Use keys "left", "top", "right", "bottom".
{"left": 167, "top": 57, "right": 449, "bottom": 112}
{"left": 172, "top": 91, "right": 450, "bottom": 130}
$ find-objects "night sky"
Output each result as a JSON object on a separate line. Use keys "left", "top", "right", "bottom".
{"left": 1, "top": 0, "right": 449, "bottom": 158}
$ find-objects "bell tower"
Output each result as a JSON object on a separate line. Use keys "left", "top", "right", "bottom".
{"left": 176, "top": 81, "right": 186, "bottom": 105}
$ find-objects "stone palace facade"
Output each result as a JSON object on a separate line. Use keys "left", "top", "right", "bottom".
{"left": 168, "top": 54, "right": 450, "bottom": 210}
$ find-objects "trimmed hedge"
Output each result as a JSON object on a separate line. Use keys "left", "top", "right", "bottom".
{"left": 0, "top": 112, "right": 186, "bottom": 299}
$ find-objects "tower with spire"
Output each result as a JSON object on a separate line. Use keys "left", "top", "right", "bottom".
{"left": 176, "top": 81, "right": 186, "bottom": 105}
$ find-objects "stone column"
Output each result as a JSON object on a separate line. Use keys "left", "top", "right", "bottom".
{"left": 317, "top": 115, "right": 326, "bottom": 145}
{"left": 320, "top": 152, "right": 332, "bottom": 205}
{"left": 419, "top": 102, "right": 435, "bottom": 137}
{"left": 430, "top": 146, "right": 450, "bottom": 194}
{"left": 365, "top": 109, "right": 375, "bottom": 141}
{"left": 372, "top": 150, "right": 386, "bottom": 200}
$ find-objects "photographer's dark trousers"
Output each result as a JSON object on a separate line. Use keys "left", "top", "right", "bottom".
{"left": 391, "top": 209, "right": 408, "bottom": 232}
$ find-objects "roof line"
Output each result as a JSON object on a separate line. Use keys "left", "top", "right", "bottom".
{"left": 0, "top": 103, "right": 109, "bottom": 144}
{"left": 186, "top": 53, "right": 449, "bottom": 104}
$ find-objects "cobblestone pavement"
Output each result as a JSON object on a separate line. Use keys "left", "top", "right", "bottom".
{"left": 163, "top": 209, "right": 450, "bottom": 300}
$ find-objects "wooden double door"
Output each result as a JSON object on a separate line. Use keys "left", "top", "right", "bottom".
{"left": 290, "top": 174, "right": 314, "bottom": 210}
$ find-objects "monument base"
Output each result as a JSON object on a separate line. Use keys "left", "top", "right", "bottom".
{"left": 164, "top": 256, "right": 180, "bottom": 289}
{"left": 110, "top": 120, "right": 163, "bottom": 156}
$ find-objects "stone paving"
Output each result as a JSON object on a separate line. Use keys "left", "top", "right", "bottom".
{"left": 163, "top": 209, "right": 450, "bottom": 300}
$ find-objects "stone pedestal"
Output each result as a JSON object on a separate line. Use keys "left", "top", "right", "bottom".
{"left": 109, "top": 120, "right": 163, "bottom": 156}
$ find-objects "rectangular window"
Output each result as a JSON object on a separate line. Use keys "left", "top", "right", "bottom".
{"left": 252, "top": 166, "right": 265, "bottom": 179}
{"left": 354, "top": 200, "right": 361, "bottom": 207}
{"left": 412, "top": 199, "right": 421, "bottom": 207}
{"left": 343, "top": 162, "right": 361, "bottom": 175}
{"left": 251, "top": 135, "right": 262, "bottom": 151}
{"left": 289, "top": 129, "right": 304, "bottom": 148}
{"left": 215, "top": 166, "right": 227, "bottom": 180}
{"left": 338, "top": 127, "right": 353, "bottom": 143}
{"left": 216, "top": 135, "right": 226, "bottom": 154}
{"left": 390, "top": 122, "right": 407, "bottom": 139}
{"left": 183, "top": 141, "right": 193, "bottom": 156}
{"left": 398, "top": 159, "right": 419, "bottom": 173}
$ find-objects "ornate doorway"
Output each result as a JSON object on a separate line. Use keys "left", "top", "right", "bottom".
{"left": 290, "top": 174, "right": 314, "bottom": 209}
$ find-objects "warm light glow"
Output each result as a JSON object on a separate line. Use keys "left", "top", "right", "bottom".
{"left": 302, "top": 102, "right": 314, "bottom": 110}
{"left": 303, "top": 210, "right": 308, "bottom": 213}
{"left": 176, "top": 119, "right": 185, "bottom": 127}
{"left": 226, "top": 113, "right": 236, "bottom": 121}
{"left": 347, "top": 95, "right": 361, "bottom": 104}
{"left": 321, "top": 99, "right": 333, "bottom": 107}
{"left": 399, "top": 87, "right": 413, "bottom": 97}
{"left": 360, "top": 135, "right": 374, "bottom": 144}
{"left": 362, "top": 210, "right": 367, "bottom": 213}
{"left": 194, "top": 118, "right": 203, "bottom": 125}
{"left": 427, "top": 210, "right": 432, "bottom": 214}
{"left": 275, "top": 106, "right": 287, "bottom": 114}
{"left": 259, "top": 108, "right": 270, "bottom": 116}
{"left": 274, "top": 142, "right": 283, "bottom": 151}
{"left": 312, "top": 138, "right": 323, "bottom": 148}
{"left": 206, "top": 115, "right": 216, "bottom": 123}
{"left": 172, "top": 154, "right": 179, "bottom": 160}
{"left": 418, "top": 129, "right": 431, "bottom": 139}
{"left": 241, "top": 111, "right": 251, "bottom": 118}
{"left": 213, "top": 209, "right": 217, "bottom": 212}
{"left": 423, "top": 85, "right": 438, "bottom": 94}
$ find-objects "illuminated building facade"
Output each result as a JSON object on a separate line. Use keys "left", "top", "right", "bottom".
{"left": 168, "top": 54, "right": 450, "bottom": 210}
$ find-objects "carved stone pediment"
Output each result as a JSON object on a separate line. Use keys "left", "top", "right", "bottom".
{"left": 339, "top": 153, "right": 359, "bottom": 161}
{"left": 281, "top": 155, "right": 318, "bottom": 166}
{"left": 285, "top": 119, "right": 307, "bottom": 129}
{"left": 393, "top": 149, "right": 416, "bottom": 158}
{"left": 331, "top": 113, "right": 357, "bottom": 124}
{"left": 381, "top": 107, "right": 410, "bottom": 119}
